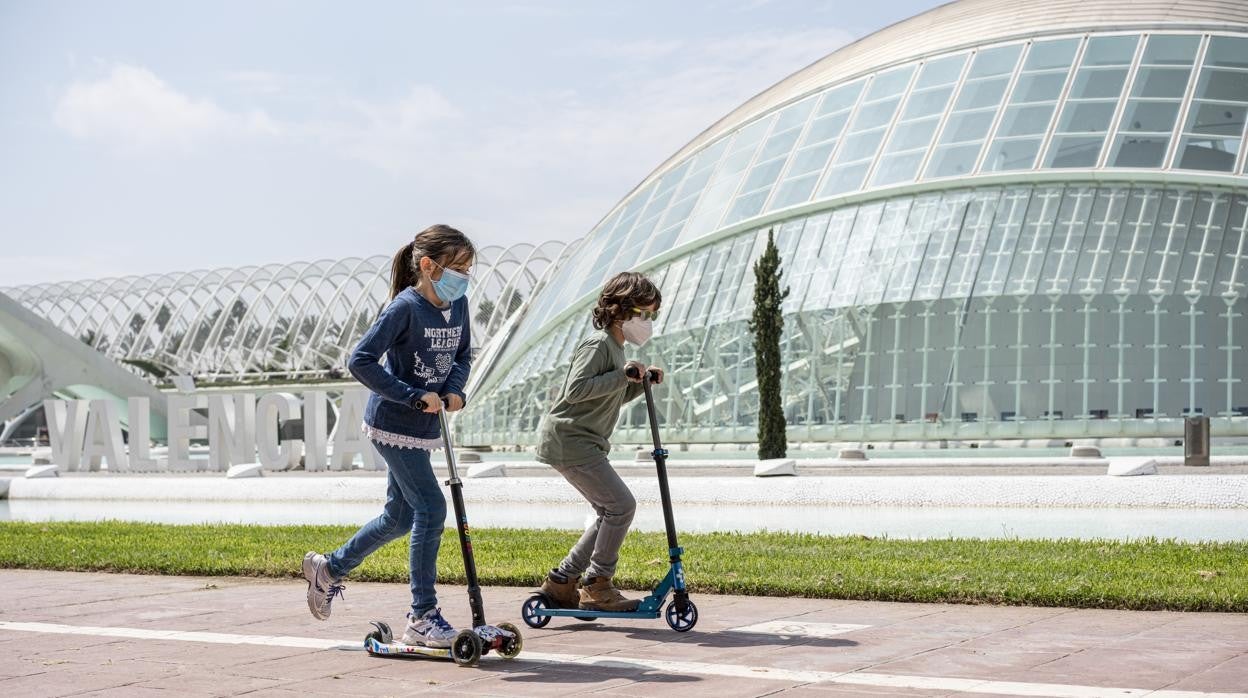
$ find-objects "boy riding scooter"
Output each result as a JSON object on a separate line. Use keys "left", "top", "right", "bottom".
{"left": 534, "top": 272, "right": 663, "bottom": 612}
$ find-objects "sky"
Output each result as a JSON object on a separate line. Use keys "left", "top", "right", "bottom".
{"left": 0, "top": 0, "right": 946, "bottom": 286}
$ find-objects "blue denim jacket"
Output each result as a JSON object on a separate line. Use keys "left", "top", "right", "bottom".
{"left": 348, "top": 287, "right": 471, "bottom": 440}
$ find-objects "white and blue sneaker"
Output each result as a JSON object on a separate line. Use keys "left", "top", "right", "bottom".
{"left": 302, "top": 552, "right": 345, "bottom": 621}
{"left": 402, "top": 607, "right": 457, "bottom": 648}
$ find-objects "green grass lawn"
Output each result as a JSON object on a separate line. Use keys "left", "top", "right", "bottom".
{"left": 0, "top": 521, "right": 1244, "bottom": 612}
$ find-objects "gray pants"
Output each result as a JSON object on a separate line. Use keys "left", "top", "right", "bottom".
{"left": 554, "top": 456, "right": 636, "bottom": 580}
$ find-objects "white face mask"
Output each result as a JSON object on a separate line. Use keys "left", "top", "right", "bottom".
{"left": 620, "top": 317, "right": 654, "bottom": 346}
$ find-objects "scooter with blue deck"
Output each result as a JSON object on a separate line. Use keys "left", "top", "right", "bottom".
{"left": 364, "top": 400, "right": 523, "bottom": 666}
{"left": 520, "top": 365, "right": 698, "bottom": 632}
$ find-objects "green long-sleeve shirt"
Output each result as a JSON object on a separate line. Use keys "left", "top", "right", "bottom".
{"left": 535, "top": 330, "right": 645, "bottom": 467}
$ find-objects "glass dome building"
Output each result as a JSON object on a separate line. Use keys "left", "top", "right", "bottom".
{"left": 457, "top": 0, "right": 1248, "bottom": 447}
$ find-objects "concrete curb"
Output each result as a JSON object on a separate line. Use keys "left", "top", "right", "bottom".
{"left": 7, "top": 474, "right": 1247, "bottom": 509}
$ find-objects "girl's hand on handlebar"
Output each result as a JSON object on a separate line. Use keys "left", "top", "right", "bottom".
{"left": 647, "top": 366, "right": 664, "bottom": 384}
{"left": 624, "top": 360, "right": 646, "bottom": 383}
{"left": 443, "top": 393, "right": 464, "bottom": 412}
{"left": 418, "top": 393, "right": 443, "bottom": 414}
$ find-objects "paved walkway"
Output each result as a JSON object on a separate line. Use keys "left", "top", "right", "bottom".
{"left": 1, "top": 571, "right": 1245, "bottom": 697}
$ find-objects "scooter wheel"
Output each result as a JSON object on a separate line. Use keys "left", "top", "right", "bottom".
{"left": 574, "top": 616, "right": 597, "bottom": 622}
{"left": 665, "top": 599, "right": 698, "bottom": 632}
{"left": 521, "top": 594, "right": 552, "bottom": 629}
{"left": 451, "top": 629, "right": 482, "bottom": 667}
{"left": 496, "top": 622, "right": 523, "bottom": 660}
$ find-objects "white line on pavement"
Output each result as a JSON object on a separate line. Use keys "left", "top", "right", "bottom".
{"left": 0, "top": 620, "right": 1242, "bottom": 698}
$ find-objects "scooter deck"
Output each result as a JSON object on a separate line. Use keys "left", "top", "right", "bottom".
{"left": 364, "top": 635, "right": 452, "bottom": 659}
{"left": 539, "top": 607, "right": 661, "bottom": 620}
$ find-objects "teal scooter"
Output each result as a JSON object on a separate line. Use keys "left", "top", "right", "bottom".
{"left": 519, "top": 366, "right": 698, "bottom": 632}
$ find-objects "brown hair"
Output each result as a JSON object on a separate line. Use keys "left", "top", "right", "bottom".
{"left": 591, "top": 272, "right": 662, "bottom": 330}
{"left": 389, "top": 224, "right": 476, "bottom": 300}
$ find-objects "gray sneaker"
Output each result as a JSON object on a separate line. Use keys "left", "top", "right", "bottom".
{"left": 402, "top": 607, "right": 457, "bottom": 648}
{"left": 302, "top": 552, "right": 344, "bottom": 621}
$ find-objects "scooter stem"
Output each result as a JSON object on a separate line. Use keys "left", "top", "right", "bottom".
{"left": 439, "top": 402, "right": 486, "bottom": 629}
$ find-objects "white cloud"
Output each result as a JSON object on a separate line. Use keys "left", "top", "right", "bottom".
{"left": 54, "top": 64, "right": 280, "bottom": 151}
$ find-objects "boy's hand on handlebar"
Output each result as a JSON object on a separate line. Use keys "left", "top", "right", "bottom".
{"left": 418, "top": 393, "right": 442, "bottom": 414}
{"left": 624, "top": 360, "right": 646, "bottom": 383}
{"left": 647, "top": 366, "right": 664, "bottom": 384}
{"left": 443, "top": 393, "right": 464, "bottom": 412}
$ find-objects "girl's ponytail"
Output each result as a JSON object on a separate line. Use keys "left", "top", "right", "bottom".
{"left": 389, "top": 241, "right": 417, "bottom": 300}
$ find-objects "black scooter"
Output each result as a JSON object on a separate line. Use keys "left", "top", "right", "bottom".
{"left": 364, "top": 401, "right": 523, "bottom": 666}
{"left": 520, "top": 366, "right": 697, "bottom": 632}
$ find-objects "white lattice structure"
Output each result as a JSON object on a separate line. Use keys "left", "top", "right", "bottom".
{"left": 1, "top": 241, "right": 567, "bottom": 385}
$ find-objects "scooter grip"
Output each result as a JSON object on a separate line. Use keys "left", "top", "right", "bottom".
{"left": 625, "top": 366, "right": 660, "bottom": 382}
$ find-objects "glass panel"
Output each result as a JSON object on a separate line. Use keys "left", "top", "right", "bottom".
{"left": 1107, "top": 188, "right": 1161, "bottom": 295}
{"left": 782, "top": 214, "right": 832, "bottom": 311}
{"left": 955, "top": 77, "right": 1010, "bottom": 109}
{"left": 1179, "top": 191, "right": 1229, "bottom": 297}
{"left": 1195, "top": 69, "right": 1248, "bottom": 103}
{"left": 925, "top": 143, "right": 983, "bottom": 178}
{"left": 1109, "top": 135, "right": 1170, "bottom": 168}
{"left": 871, "top": 151, "right": 926, "bottom": 186}
{"left": 1006, "top": 186, "right": 1063, "bottom": 295}
{"left": 982, "top": 138, "right": 1042, "bottom": 171}
{"left": 802, "top": 112, "right": 850, "bottom": 145}
{"left": 866, "top": 65, "right": 916, "bottom": 100}
{"left": 886, "top": 118, "right": 941, "bottom": 152}
{"left": 707, "top": 234, "right": 756, "bottom": 322}
{"left": 724, "top": 188, "right": 771, "bottom": 225}
{"left": 943, "top": 190, "right": 999, "bottom": 298}
{"left": 802, "top": 207, "right": 858, "bottom": 311}
{"left": 1012, "top": 72, "right": 1068, "bottom": 102}
{"left": 757, "top": 128, "right": 802, "bottom": 162}
{"left": 884, "top": 194, "right": 939, "bottom": 303}
{"left": 856, "top": 199, "right": 912, "bottom": 305}
{"left": 768, "top": 174, "right": 819, "bottom": 210}
{"left": 1140, "top": 35, "right": 1199, "bottom": 65}
{"left": 1023, "top": 38, "right": 1079, "bottom": 70}
{"left": 820, "top": 66, "right": 915, "bottom": 197}
{"left": 1081, "top": 35, "right": 1139, "bottom": 66}
{"left": 1038, "top": 187, "right": 1095, "bottom": 296}
{"left": 816, "top": 79, "right": 866, "bottom": 117}
{"left": 830, "top": 202, "right": 884, "bottom": 306}
{"left": 913, "top": 193, "right": 970, "bottom": 300}
{"left": 1131, "top": 67, "right": 1194, "bottom": 98}
{"left": 1186, "top": 101, "right": 1248, "bottom": 135}
{"left": 975, "top": 187, "right": 1032, "bottom": 296}
{"left": 967, "top": 43, "right": 1024, "bottom": 79}
{"left": 1046, "top": 135, "right": 1104, "bottom": 168}
{"left": 1205, "top": 36, "right": 1248, "bottom": 69}
{"left": 772, "top": 97, "right": 817, "bottom": 133}
{"left": 903, "top": 86, "right": 955, "bottom": 119}
{"left": 914, "top": 53, "right": 967, "bottom": 89}
{"left": 788, "top": 143, "right": 837, "bottom": 176}
{"left": 1119, "top": 101, "right": 1181, "bottom": 132}
{"left": 1175, "top": 135, "right": 1240, "bottom": 171}
{"left": 1068, "top": 68, "right": 1128, "bottom": 99}
{"left": 940, "top": 110, "right": 996, "bottom": 143}
{"left": 1057, "top": 101, "right": 1116, "bottom": 133}
{"left": 741, "top": 158, "right": 787, "bottom": 193}
{"left": 1142, "top": 189, "right": 1195, "bottom": 296}
{"left": 996, "top": 104, "right": 1056, "bottom": 137}
{"left": 1073, "top": 187, "right": 1129, "bottom": 295}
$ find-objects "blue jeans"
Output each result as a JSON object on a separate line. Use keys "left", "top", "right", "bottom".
{"left": 326, "top": 444, "right": 446, "bottom": 616}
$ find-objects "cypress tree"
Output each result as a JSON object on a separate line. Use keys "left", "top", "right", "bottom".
{"left": 748, "top": 228, "right": 789, "bottom": 459}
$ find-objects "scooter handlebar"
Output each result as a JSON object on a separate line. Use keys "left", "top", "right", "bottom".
{"left": 625, "top": 365, "right": 660, "bottom": 382}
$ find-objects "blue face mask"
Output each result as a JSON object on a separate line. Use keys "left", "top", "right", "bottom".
{"left": 430, "top": 261, "right": 470, "bottom": 304}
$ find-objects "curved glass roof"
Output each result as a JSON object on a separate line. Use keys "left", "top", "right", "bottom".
{"left": 505, "top": 30, "right": 1248, "bottom": 357}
